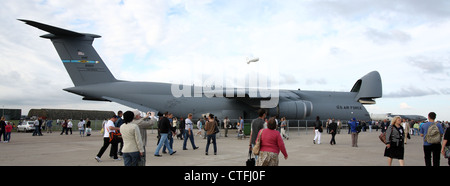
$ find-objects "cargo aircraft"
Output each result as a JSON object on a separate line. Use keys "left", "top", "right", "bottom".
{"left": 20, "top": 19, "right": 382, "bottom": 120}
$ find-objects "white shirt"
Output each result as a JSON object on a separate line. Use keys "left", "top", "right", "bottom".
{"left": 103, "top": 120, "right": 115, "bottom": 138}
{"left": 185, "top": 118, "right": 194, "bottom": 131}
{"left": 78, "top": 121, "right": 85, "bottom": 130}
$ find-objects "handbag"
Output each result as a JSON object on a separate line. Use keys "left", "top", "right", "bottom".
{"left": 252, "top": 129, "right": 264, "bottom": 155}
{"left": 379, "top": 125, "right": 394, "bottom": 144}
{"left": 246, "top": 150, "right": 255, "bottom": 166}
{"left": 445, "top": 146, "right": 450, "bottom": 158}
{"left": 379, "top": 132, "right": 387, "bottom": 144}
{"left": 107, "top": 127, "right": 121, "bottom": 142}
{"left": 109, "top": 131, "right": 122, "bottom": 142}
{"left": 214, "top": 121, "right": 220, "bottom": 134}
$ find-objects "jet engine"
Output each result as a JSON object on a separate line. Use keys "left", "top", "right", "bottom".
{"left": 277, "top": 100, "right": 313, "bottom": 120}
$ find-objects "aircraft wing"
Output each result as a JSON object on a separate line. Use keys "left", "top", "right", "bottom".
{"left": 102, "top": 96, "right": 158, "bottom": 113}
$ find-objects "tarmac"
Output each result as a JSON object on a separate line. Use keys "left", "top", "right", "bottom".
{"left": 0, "top": 128, "right": 447, "bottom": 166}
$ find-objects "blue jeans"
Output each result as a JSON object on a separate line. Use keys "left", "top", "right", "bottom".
{"left": 183, "top": 130, "right": 197, "bottom": 149}
{"left": 154, "top": 133, "right": 173, "bottom": 155}
{"left": 162, "top": 133, "right": 173, "bottom": 153}
{"left": 205, "top": 134, "right": 217, "bottom": 153}
{"left": 123, "top": 151, "right": 140, "bottom": 166}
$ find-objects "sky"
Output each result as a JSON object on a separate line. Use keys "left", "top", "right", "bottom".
{"left": 1, "top": 0, "right": 450, "bottom": 121}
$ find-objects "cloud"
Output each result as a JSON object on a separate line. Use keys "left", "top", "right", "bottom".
{"left": 384, "top": 86, "right": 439, "bottom": 98}
{"left": 280, "top": 74, "right": 298, "bottom": 85}
{"left": 365, "top": 28, "right": 412, "bottom": 45}
{"left": 306, "top": 78, "right": 327, "bottom": 86}
{"left": 384, "top": 86, "right": 450, "bottom": 98}
{"left": 399, "top": 102, "right": 412, "bottom": 109}
{"left": 2, "top": 0, "right": 450, "bottom": 120}
{"left": 407, "top": 55, "right": 448, "bottom": 74}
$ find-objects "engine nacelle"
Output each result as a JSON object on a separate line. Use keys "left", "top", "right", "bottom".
{"left": 277, "top": 100, "right": 313, "bottom": 119}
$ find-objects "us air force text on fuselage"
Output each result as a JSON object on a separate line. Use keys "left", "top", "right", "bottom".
{"left": 184, "top": 170, "right": 265, "bottom": 183}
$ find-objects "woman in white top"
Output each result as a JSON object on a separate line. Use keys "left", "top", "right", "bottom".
{"left": 77, "top": 119, "right": 85, "bottom": 137}
{"left": 120, "top": 111, "right": 144, "bottom": 166}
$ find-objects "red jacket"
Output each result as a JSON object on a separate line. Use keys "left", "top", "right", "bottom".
{"left": 5, "top": 124, "right": 12, "bottom": 133}
{"left": 256, "top": 129, "right": 288, "bottom": 158}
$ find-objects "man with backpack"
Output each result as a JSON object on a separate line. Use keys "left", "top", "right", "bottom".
{"left": 420, "top": 112, "right": 444, "bottom": 166}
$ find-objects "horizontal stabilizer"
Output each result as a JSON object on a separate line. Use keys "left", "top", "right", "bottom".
{"left": 18, "top": 19, "right": 85, "bottom": 37}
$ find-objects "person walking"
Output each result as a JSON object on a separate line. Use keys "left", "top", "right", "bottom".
{"left": 401, "top": 119, "right": 410, "bottom": 144}
{"left": 163, "top": 113, "right": 176, "bottom": 154}
{"left": 67, "top": 119, "right": 73, "bottom": 135}
{"left": 85, "top": 118, "right": 91, "bottom": 136}
{"left": 46, "top": 119, "right": 53, "bottom": 133}
{"left": 313, "top": 116, "right": 322, "bottom": 144}
{"left": 329, "top": 119, "right": 337, "bottom": 145}
{"left": 384, "top": 116, "right": 405, "bottom": 166}
{"left": 120, "top": 111, "right": 144, "bottom": 166}
{"left": 255, "top": 117, "right": 288, "bottom": 166}
{"left": 154, "top": 112, "right": 177, "bottom": 157}
{"left": 4, "top": 122, "right": 12, "bottom": 142}
{"left": 0, "top": 117, "right": 6, "bottom": 142}
{"left": 60, "top": 119, "right": 68, "bottom": 135}
{"left": 183, "top": 113, "right": 199, "bottom": 150}
{"left": 78, "top": 119, "right": 85, "bottom": 137}
{"left": 205, "top": 114, "right": 218, "bottom": 155}
{"left": 280, "top": 117, "right": 289, "bottom": 140}
{"left": 196, "top": 118, "right": 204, "bottom": 138}
{"left": 420, "top": 112, "right": 444, "bottom": 166}
{"left": 441, "top": 123, "right": 450, "bottom": 166}
{"left": 349, "top": 118, "right": 359, "bottom": 147}
{"left": 32, "top": 117, "right": 43, "bottom": 136}
{"left": 95, "top": 115, "right": 120, "bottom": 162}
{"left": 223, "top": 117, "right": 230, "bottom": 137}
{"left": 115, "top": 111, "right": 124, "bottom": 156}
{"left": 249, "top": 109, "right": 266, "bottom": 159}
{"left": 238, "top": 116, "right": 245, "bottom": 139}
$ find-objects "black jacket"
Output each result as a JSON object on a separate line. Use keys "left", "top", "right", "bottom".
{"left": 329, "top": 122, "right": 337, "bottom": 134}
{"left": 158, "top": 117, "right": 170, "bottom": 133}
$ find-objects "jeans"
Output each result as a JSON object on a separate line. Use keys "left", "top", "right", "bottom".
{"left": 79, "top": 129, "right": 84, "bottom": 136}
{"left": 5, "top": 132, "right": 11, "bottom": 141}
{"left": 183, "top": 130, "right": 197, "bottom": 150}
{"left": 163, "top": 133, "right": 173, "bottom": 153}
{"left": 205, "top": 134, "right": 217, "bottom": 154}
{"left": 123, "top": 151, "right": 140, "bottom": 166}
{"left": 155, "top": 133, "right": 173, "bottom": 155}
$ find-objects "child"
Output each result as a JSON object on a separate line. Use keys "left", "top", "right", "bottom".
{"left": 5, "top": 122, "right": 12, "bottom": 142}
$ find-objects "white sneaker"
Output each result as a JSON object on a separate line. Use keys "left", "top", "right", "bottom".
{"left": 113, "top": 158, "right": 122, "bottom": 161}
{"left": 94, "top": 156, "right": 102, "bottom": 162}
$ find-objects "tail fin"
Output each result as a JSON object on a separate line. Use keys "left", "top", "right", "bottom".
{"left": 19, "top": 19, "right": 117, "bottom": 86}
{"left": 350, "top": 71, "right": 382, "bottom": 104}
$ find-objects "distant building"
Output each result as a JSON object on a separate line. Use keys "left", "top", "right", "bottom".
{"left": 0, "top": 109, "right": 22, "bottom": 120}
{"left": 28, "top": 108, "right": 115, "bottom": 120}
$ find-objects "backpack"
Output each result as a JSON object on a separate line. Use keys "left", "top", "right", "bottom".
{"left": 425, "top": 122, "right": 441, "bottom": 144}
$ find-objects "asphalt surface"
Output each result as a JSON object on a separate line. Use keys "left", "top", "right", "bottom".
{"left": 0, "top": 128, "right": 447, "bottom": 166}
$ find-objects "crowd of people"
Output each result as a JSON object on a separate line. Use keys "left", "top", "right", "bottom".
{"left": 2, "top": 109, "right": 449, "bottom": 166}
{"left": 90, "top": 108, "right": 290, "bottom": 166}
{"left": 381, "top": 112, "right": 449, "bottom": 166}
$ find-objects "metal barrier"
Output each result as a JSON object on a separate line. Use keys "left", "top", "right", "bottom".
{"left": 29, "top": 119, "right": 352, "bottom": 136}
